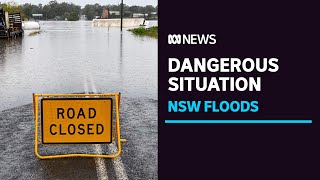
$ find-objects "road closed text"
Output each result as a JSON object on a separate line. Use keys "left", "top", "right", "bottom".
{"left": 49, "top": 107, "right": 104, "bottom": 136}
{"left": 41, "top": 98, "right": 112, "bottom": 144}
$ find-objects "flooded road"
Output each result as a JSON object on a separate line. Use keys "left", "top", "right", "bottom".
{"left": 0, "top": 21, "right": 158, "bottom": 179}
{"left": 0, "top": 21, "right": 157, "bottom": 111}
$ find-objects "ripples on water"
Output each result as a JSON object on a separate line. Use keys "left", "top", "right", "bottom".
{"left": 0, "top": 21, "right": 158, "bottom": 111}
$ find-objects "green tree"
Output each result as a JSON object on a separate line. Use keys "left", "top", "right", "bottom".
{"left": 1, "top": 1, "right": 21, "bottom": 13}
{"left": 67, "top": 11, "right": 79, "bottom": 21}
{"left": 1, "top": 1, "right": 158, "bottom": 21}
{"left": 39, "top": 0, "right": 80, "bottom": 20}
{"left": 63, "top": 12, "right": 70, "bottom": 19}
{"left": 145, "top": 5, "right": 155, "bottom": 14}
{"left": 82, "top": 4, "right": 96, "bottom": 20}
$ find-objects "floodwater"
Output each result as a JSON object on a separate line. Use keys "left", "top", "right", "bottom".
{"left": 0, "top": 21, "right": 158, "bottom": 179}
{"left": 0, "top": 21, "right": 158, "bottom": 111}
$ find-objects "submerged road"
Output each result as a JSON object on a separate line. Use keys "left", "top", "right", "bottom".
{"left": 0, "top": 21, "right": 158, "bottom": 179}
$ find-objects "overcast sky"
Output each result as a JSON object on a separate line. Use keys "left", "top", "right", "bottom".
{"left": 1, "top": 0, "right": 158, "bottom": 7}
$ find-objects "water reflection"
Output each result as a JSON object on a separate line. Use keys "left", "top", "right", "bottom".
{"left": 0, "top": 38, "right": 23, "bottom": 66}
{"left": 0, "top": 21, "right": 157, "bottom": 111}
{"left": 119, "top": 32, "right": 123, "bottom": 77}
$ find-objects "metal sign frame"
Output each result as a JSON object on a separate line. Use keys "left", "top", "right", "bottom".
{"left": 41, "top": 97, "right": 113, "bottom": 144}
{"left": 32, "top": 93, "right": 127, "bottom": 159}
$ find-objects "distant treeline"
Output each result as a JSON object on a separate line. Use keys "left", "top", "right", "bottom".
{"left": 0, "top": 0, "right": 158, "bottom": 21}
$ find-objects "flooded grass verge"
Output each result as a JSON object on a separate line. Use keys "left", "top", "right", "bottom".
{"left": 128, "top": 26, "right": 158, "bottom": 38}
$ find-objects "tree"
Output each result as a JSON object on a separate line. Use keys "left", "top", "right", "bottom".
{"left": 63, "top": 12, "right": 70, "bottom": 19}
{"left": 82, "top": 4, "right": 96, "bottom": 20}
{"left": 1, "top": 1, "right": 22, "bottom": 13}
{"left": 145, "top": 5, "right": 155, "bottom": 14}
{"left": 128, "top": 5, "right": 139, "bottom": 13}
{"left": 67, "top": 11, "right": 79, "bottom": 21}
{"left": 1, "top": 1, "right": 158, "bottom": 21}
{"left": 37, "top": 1, "right": 80, "bottom": 20}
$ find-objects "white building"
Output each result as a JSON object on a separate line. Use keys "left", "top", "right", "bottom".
{"left": 133, "top": 13, "right": 148, "bottom": 18}
{"left": 109, "top": 11, "right": 120, "bottom": 16}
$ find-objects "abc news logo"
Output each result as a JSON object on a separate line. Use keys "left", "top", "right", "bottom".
{"left": 168, "top": 34, "right": 216, "bottom": 45}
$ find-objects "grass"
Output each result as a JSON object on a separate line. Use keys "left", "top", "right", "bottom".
{"left": 128, "top": 26, "right": 158, "bottom": 38}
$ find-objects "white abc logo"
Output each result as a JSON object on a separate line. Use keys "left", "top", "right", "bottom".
{"left": 168, "top": 34, "right": 181, "bottom": 44}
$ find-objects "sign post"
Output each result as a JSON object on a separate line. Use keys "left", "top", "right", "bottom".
{"left": 33, "top": 93, "right": 126, "bottom": 159}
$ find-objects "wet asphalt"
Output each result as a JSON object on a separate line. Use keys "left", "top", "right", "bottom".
{"left": 0, "top": 96, "right": 158, "bottom": 180}
{"left": 0, "top": 21, "right": 158, "bottom": 180}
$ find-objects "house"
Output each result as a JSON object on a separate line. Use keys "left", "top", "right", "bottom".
{"left": 32, "top": 14, "right": 43, "bottom": 21}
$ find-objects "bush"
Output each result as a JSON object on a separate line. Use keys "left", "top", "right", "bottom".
{"left": 129, "top": 26, "right": 158, "bottom": 38}
{"left": 68, "top": 11, "right": 79, "bottom": 21}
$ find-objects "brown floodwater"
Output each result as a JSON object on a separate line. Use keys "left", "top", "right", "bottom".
{"left": 0, "top": 21, "right": 158, "bottom": 111}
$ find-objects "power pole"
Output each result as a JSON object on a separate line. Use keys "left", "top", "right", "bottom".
{"left": 120, "top": 0, "right": 123, "bottom": 31}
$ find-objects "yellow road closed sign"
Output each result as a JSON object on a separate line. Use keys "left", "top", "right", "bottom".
{"left": 41, "top": 98, "right": 112, "bottom": 144}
